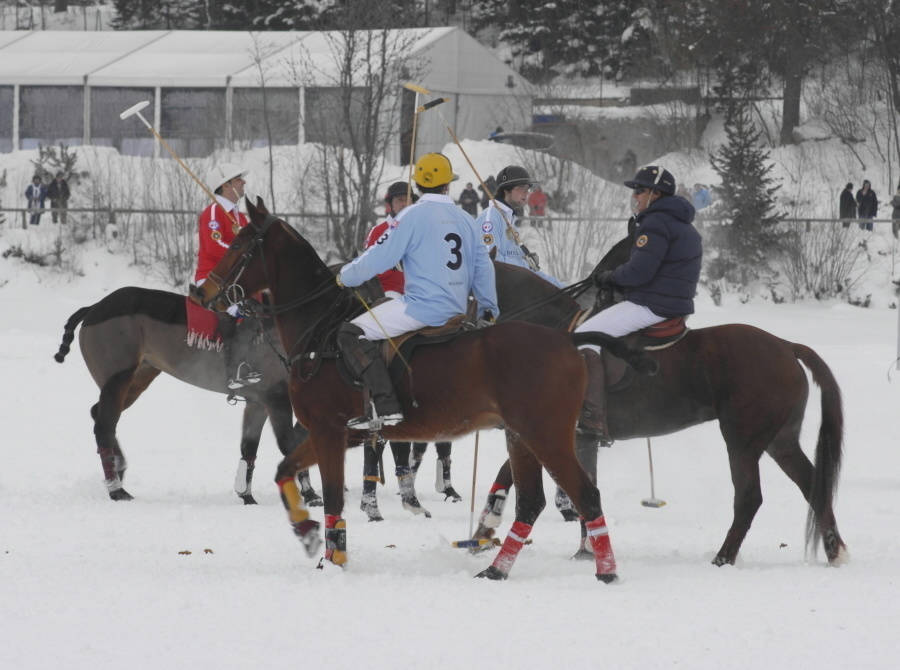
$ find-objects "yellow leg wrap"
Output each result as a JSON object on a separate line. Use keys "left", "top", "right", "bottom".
{"left": 328, "top": 519, "right": 348, "bottom": 566}
{"left": 278, "top": 477, "right": 310, "bottom": 524}
{"left": 363, "top": 476, "right": 380, "bottom": 483}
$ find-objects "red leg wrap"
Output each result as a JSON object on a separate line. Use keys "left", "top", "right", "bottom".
{"left": 491, "top": 521, "right": 533, "bottom": 575}
{"left": 585, "top": 515, "right": 617, "bottom": 576}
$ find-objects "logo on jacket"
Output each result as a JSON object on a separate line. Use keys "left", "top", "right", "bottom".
{"left": 208, "top": 221, "right": 220, "bottom": 230}
{"left": 482, "top": 221, "right": 493, "bottom": 233}
{"left": 636, "top": 234, "right": 649, "bottom": 248}
{"left": 482, "top": 234, "right": 494, "bottom": 245}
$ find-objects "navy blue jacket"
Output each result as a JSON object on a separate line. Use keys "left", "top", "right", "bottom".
{"left": 611, "top": 195, "right": 702, "bottom": 317}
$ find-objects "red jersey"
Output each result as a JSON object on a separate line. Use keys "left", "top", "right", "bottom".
{"left": 527, "top": 189, "right": 548, "bottom": 216}
{"left": 194, "top": 198, "right": 248, "bottom": 283}
{"left": 364, "top": 218, "right": 405, "bottom": 294}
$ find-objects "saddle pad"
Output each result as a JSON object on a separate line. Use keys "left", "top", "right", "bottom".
{"left": 185, "top": 297, "right": 222, "bottom": 343}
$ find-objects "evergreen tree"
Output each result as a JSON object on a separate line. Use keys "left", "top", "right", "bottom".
{"left": 707, "top": 107, "right": 783, "bottom": 285}
{"left": 472, "top": 0, "right": 639, "bottom": 82}
{"left": 111, "top": 0, "right": 205, "bottom": 29}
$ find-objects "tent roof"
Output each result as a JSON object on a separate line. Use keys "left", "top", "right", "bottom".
{"left": 0, "top": 28, "right": 529, "bottom": 93}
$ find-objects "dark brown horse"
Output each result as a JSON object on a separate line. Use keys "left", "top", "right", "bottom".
{"left": 194, "top": 199, "right": 656, "bottom": 582}
{"left": 483, "top": 238, "right": 848, "bottom": 567}
{"left": 54, "top": 287, "right": 321, "bottom": 506}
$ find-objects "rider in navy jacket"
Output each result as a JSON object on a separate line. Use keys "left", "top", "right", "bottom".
{"left": 610, "top": 186, "right": 701, "bottom": 317}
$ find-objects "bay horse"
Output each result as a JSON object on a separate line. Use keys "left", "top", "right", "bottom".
{"left": 54, "top": 287, "right": 321, "bottom": 506}
{"left": 193, "top": 198, "right": 657, "bottom": 582}
{"left": 484, "top": 240, "right": 848, "bottom": 567}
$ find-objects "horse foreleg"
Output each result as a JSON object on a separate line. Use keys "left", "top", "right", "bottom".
{"left": 476, "top": 433, "right": 544, "bottom": 581}
{"left": 570, "top": 433, "right": 601, "bottom": 560}
{"left": 360, "top": 438, "right": 385, "bottom": 522}
{"left": 471, "top": 458, "right": 513, "bottom": 546}
{"left": 313, "top": 426, "right": 349, "bottom": 567}
{"left": 234, "top": 401, "right": 268, "bottom": 505}
{"left": 391, "top": 441, "right": 431, "bottom": 517}
{"left": 275, "top": 437, "right": 323, "bottom": 558}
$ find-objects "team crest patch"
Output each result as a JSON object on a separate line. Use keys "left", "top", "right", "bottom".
{"left": 482, "top": 221, "right": 493, "bottom": 233}
{"left": 483, "top": 234, "right": 494, "bottom": 245}
{"left": 636, "top": 234, "right": 649, "bottom": 248}
{"left": 388, "top": 219, "right": 400, "bottom": 229}
{"left": 208, "top": 221, "right": 220, "bottom": 230}
{"left": 211, "top": 231, "right": 222, "bottom": 241}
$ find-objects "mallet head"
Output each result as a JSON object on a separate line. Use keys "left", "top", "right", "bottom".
{"left": 403, "top": 82, "right": 431, "bottom": 95}
{"left": 119, "top": 100, "right": 150, "bottom": 120}
{"left": 641, "top": 498, "right": 667, "bottom": 508}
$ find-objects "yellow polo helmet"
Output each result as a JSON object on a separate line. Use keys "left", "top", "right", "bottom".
{"left": 414, "top": 153, "right": 458, "bottom": 188}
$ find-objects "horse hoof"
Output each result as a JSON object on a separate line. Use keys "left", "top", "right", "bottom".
{"left": 596, "top": 572, "right": 619, "bottom": 584}
{"left": 559, "top": 508, "right": 579, "bottom": 522}
{"left": 360, "top": 493, "right": 383, "bottom": 521}
{"left": 292, "top": 519, "right": 322, "bottom": 558}
{"left": 711, "top": 555, "right": 735, "bottom": 567}
{"left": 402, "top": 496, "right": 432, "bottom": 518}
{"left": 108, "top": 488, "right": 133, "bottom": 501}
{"left": 475, "top": 566, "right": 508, "bottom": 580}
{"left": 303, "top": 491, "right": 324, "bottom": 507}
{"left": 571, "top": 548, "right": 594, "bottom": 561}
{"left": 442, "top": 486, "right": 462, "bottom": 502}
{"left": 239, "top": 494, "right": 258, "bottom": 505}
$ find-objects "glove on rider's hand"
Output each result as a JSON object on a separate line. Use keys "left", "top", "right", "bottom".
{"left": 477, "top": 311, "right": 496, "bottom": 329}
{"left": 593, "top": 270, "right": 615, "bottom": 288}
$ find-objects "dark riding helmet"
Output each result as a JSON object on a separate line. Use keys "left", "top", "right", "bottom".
{"left": 624, "top": 165, "right": 676, "bottom": 196}
{"left": 495, "top": 165, "right": 539, "bottom": 194}
{"left": 384, "top": 181, "right": 419, "bottom": 204}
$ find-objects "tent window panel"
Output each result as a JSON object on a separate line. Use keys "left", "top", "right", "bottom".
{"left": 232, "top": 88, "right": 299, "bottom": 148}
{"left": 90, "top": 88, "right": 157, "bottom": 156}
{"left": 0, "top": 86, "right": 12, "bottom": 153}
{"left": 19, "top": 86, "right": 84, "bottom": 149}
{"left": 304, "top": 87, "right": 368, "bottom": 146}
{"left": 160, "top": 88, "right": 226, "bottom": 158}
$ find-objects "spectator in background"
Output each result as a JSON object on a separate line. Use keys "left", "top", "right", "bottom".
{"left": 890, "top": 180, "right": 900, "bottom": 239}
{"left": 527, "top": 184, "right": 548, "bottom": 227}
{"left": 479, "top": 174, "right": 496, "bottom": 211}
{"left": 25, "top": 175, "right": 47, "bottom": 226}
{"left": 855, "top": 180, "right": 878, "bottom": 231}
{"left": 676, "top": 183, "right": 694, "bottom": 204}
{"left": 839, "top": 182, "right": 857, "bottom": 228}
{"left": 489, "top": 126, "right": 504, "bottom": 139}
{"left": 47, "top": 172, "right": 71, "bottom": 224}
{"left": 616, "top": 149, "right": 637, "bottom": 178}
{"left": 692, "top": 183, "right": 711, "bottom": 210}
{"left": 458, "top": 182, "right": 480, "bottom": 217}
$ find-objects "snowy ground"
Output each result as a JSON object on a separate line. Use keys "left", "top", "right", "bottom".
{"left": 2, "top": 235, "right": 900, "bottom": 669}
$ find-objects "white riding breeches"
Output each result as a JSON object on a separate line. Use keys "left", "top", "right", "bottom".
{"left": 575, "top": 300, "right": 666, "bottom": 354}
{"left": 351, "top": 297, "right": 427, "bottom": 341}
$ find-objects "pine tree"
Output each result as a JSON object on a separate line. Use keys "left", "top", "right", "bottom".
{"left": 707, "top": 107, "right": 783, "bottom": 285}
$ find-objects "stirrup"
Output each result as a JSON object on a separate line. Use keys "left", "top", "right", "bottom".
{"left": 227, "top": 362, "right": 262, "bottom": 390}
{"left": 347, "top": 411, "right": 403, "bottom": 432}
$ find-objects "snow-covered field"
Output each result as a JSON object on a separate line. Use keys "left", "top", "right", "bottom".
{"left": 2, "top": 231, "right": 899, "bottom": 668}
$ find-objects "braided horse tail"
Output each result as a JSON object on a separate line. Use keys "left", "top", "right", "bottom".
{"left": 54, "top": 306, "right": 92, "bottom": 363}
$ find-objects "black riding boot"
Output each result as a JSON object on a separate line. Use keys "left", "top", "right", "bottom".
{"left": 577, "top": 349, "right": 613, "bottom": 447}
{"left": 336, "top": 322, "right": 403, "bottom": 430}
{"left": 219, "top": 316, "right": 262, "bottom": 390}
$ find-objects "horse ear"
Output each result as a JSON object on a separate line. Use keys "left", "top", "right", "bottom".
{"left": 256, "top": 196, "right": 266, "bottom": 212}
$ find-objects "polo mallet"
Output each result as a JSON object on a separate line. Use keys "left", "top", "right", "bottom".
{"left": 403, "top": 83, "right": 430, "bottom": 203}
{"left": 641, "top": 438, "right": 666, "bottom": 508}
{"left": 119, "top": 101, "right": 235, "bottom": 225}
{"left": 434, "top": 107, "right": 539, "bottom": 271}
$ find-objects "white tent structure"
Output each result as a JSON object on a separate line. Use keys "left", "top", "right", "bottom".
{"left": 0, "top": 27, "right": 532, "bottom": 161}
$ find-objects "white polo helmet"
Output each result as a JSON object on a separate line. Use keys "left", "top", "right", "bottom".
{"left": 207, "top": 162, "right": 248, "bottom": 191}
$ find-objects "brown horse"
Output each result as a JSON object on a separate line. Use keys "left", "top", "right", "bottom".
{"left": 193, "top": 199, "right": 656, "bottom": 582}
{"left": 54, "top": 287, "right": 321, "bottom": 506}
{"left": 482, "top": 239, "right": 848, "bottom": 567}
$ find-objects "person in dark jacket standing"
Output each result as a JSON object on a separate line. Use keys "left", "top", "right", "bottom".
{"left": 890, "top": 180, "right": 900, "bottom": 239}
{"left": 575, "top": 165, "right": 701, "bottom": 443}
{"left": 856, "top": 180, "right": 878, "bottom": 231}
{"left": 839, "top": 182, "right": 856, "bottom": 228}
{"left": 457, "top": 182, "right": 479, "bottom": 217}
{"left": 25, "top": 175, "right": 47, "bottom": 225}
{"left": 47, "top": 172, "right": 71, "bottom": 224}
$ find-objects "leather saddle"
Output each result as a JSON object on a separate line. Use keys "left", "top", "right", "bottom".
{"left": 601, "top": 316, "right": 689, "bottom": 392}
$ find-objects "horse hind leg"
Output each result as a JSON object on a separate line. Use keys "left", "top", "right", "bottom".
{"left": 93, "top": 366, "right": 159, "bottom": 500}
{"left": 234, "top": 401, "right": 269, "bottom": 505}
{"left": 766, "top": 437, "right": 847, "bottom": 565}
{"left": 714, "top": 434, "right": 767, "bottom": 566}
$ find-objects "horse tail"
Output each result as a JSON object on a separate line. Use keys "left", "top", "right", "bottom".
{"left": 54, "top": 306, "right": 92, "bottom": 363}
{"left": 570, "top": 332, "right": 659, "bottom": 375}
{"left": 792, "top": 342, "right": 844, "bottom": 555}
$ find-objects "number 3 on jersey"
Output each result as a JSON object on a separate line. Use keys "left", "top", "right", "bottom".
{"left": 445, "top": 232, "right": 462, "bottom": 270}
